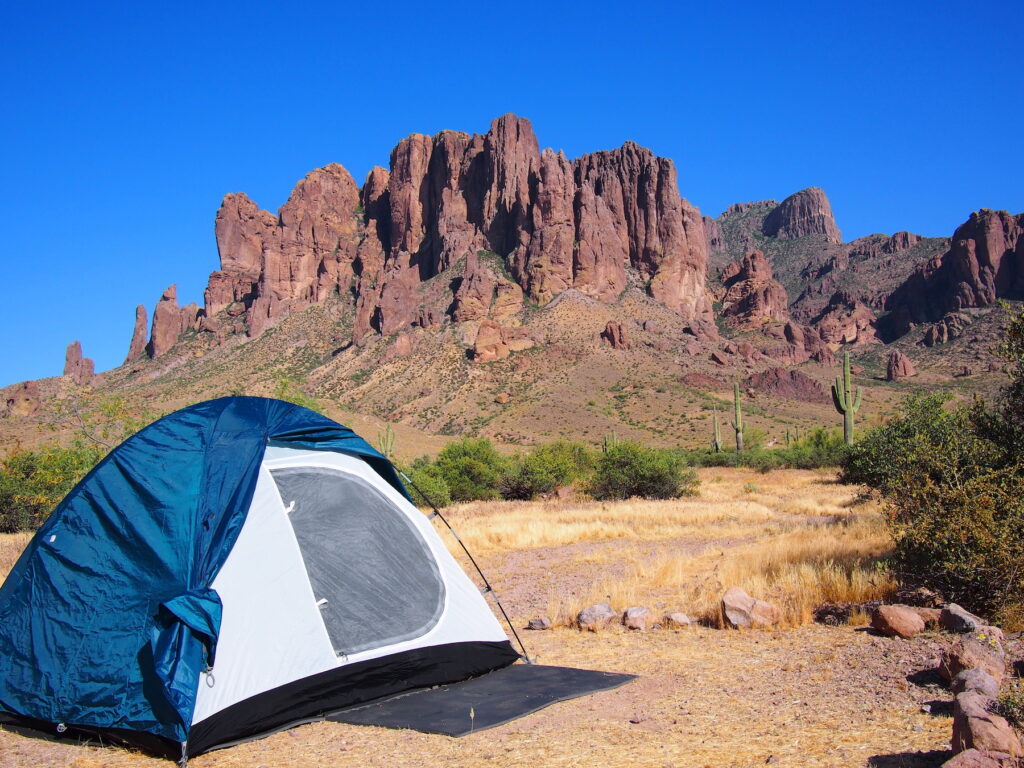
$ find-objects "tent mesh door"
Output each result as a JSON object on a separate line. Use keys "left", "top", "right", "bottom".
{"left": 270, "top": 467, "right": 445, "bottom": 656}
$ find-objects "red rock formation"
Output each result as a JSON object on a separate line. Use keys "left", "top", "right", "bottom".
{"left": 883, "top": 210, "right": 1024, "bottom": 339}
{"left": 601, "top": 321, "right": 631, "bottom": 349}
{"left": 3, "top": 381, "right": 40, "bottom": 417}
{"left": 765, "top": 321, "right": 836, "bottom": 366}
{"left": 452, "top": 252, "right": 495, "bottom": 322}
{"left": 886, "top": 350, "right": 916, "bottom": 380}
{"left": 703, "top": 215, "right": 724, "bottom": 252}
{"left": 720, "top": 250, "right": 790, "bottom": 327}
{"left": 744, "top": 368, "right": 828, "bottom": 403}
{"left": 140, "top": 115, "right": 715, "bottom": 357}
{"left": 762, "top": 187, "right": 842, "bottom": 243}
{"left": 125, "top": 305, "right": 148, "bottom": 363}
{"left": 63, "top": 341, "right": 94, "bottom": 385}
{"left": 814, "top": 291, "right": 878, "bottom": 344}
{"left": 472, "top": 320, "right": 535, "bottom": 362}
{"left": 148, "top": 285, "right": 199, "bottom": 358}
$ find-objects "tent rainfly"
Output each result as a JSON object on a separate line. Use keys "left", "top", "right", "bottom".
{"left": 0, "top": 397, "right": 521, "bottom": 760}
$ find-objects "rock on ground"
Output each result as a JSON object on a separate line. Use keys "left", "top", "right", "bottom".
{"left": 721, "top": 587, "right": 780, "bottom": 629}
{"left": 871, "top": 604, "right": 926, "bottom": 638}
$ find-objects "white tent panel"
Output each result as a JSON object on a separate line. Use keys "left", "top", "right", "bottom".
{"left": 192, "top": 447, "right": 508, "bottom": 726}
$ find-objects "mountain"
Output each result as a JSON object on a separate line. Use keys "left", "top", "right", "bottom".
{"left": 2, "top": 116, "right": 1021, "bottom": 451}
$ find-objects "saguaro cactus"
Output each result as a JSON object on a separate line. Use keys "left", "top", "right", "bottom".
{"left": 712, "top": 407, "right": 723, "bottom": 453}
{"left": 377, "top": 423, "right": 395, "bottom": 458}
{"left": 603, "top": 431, "right": 620, "bottom": 453}
{"left": 731, "top": 383, "right": 744, "bottom": 453}
{"left": 831, "top": 351, "right": 863, "bottom": 445}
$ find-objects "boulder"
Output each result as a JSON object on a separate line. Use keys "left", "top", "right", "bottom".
{"left": 942, "top": 604, "right": 986, "bottom": 633}
{"left": 577, "top": 602, "right": 617, "bottom": 632}
{"left": 941, "top": 632, "right": 1007, "bottom": 685}
{"left": 911, "top": 607, "right": 943, "bottom": 629}
{"left": 721, "top": 587, "right": 780, "bottom": 629}
{"left": 622, "top": 606, "right": 657, "bottom": 630}
{"left": 871, "top": 605, "right": 926, "bottom": 638}
{"left": 952, "top": 691, "right": 1022, "bottom": 756}
{"left": 951, "top": 669, "right": 1001, "bottom": 700}
{"left": 942, "top": 749, "right": 1019, "bottom": 767}
{"left": 525, "top": 617, "right": 552, "bottom": 631}
{"left": 663, "top": 612, "right": 692, "bottom": 628}
{"left": 601, "top": 321, "right": 631, "bottom": 350}
{"left": 886, "top": 349, "right": 917, "bottom": 380}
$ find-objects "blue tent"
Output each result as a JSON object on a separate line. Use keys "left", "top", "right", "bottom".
{"left": 0, "top": 397, "right": 518, "bottom": 760}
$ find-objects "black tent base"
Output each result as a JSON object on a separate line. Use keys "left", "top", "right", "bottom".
{"left": 326, "top": 664, "right": 636, "bottom": 737}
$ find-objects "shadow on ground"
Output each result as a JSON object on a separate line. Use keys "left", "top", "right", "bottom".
{"left": 868, "top": 749, "right": 951, "bottom": 767}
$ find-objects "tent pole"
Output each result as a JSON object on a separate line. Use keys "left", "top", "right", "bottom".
{"left": 399, "top": 471, "right": 534, "bottom": 664}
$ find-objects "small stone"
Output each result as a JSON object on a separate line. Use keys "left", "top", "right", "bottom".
{"left": 663, "top": 612, "right": 692, "bottom": 628}
{"left": 525, "top": 617, "right": 552, "bottom": 631}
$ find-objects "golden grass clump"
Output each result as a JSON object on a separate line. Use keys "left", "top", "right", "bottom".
{"left": 0, "top": 532, "right": 32, "bottom": 581}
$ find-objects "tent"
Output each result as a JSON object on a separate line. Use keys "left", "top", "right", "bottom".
{"left": 0, "top": 397, "right": 522, "bottom": 760}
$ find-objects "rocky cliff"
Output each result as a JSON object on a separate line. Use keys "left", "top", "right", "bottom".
{"left": 881, "top": 209, "right": 1024, "bottom": 340}
{"left": 129, "top": 114, "right": 718, "bottom": 361}
{"left": 762, "top": 187, "right": 842, "bottom": 244}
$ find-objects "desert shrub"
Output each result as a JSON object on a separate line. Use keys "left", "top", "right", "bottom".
{"left": 842, "top": 310, "right": 1024, "bottom": 628}
{"left": 885, "top": 466, "right": 1024, "bottom": 623}
{"left": 0, "top": 441, "right": 103, "bottom": 532}
{"left": 498, "top": 455, "right": 559, "bottom": 500}
{"left": 499, "top": 441, "right": 596, "bottom": 500}
{"left": 589, "top": 442, "right": 698, "bottom": 500}
{"left": 272, "top": 375, "right": 324, "bottom": 414}
{"left": 432, "top": 437, "right": 507, "bottom": 502}
{"left": 840, "top": 394, "right": 988, "bottom": 494}
{"left": 401, "top": 460, "right": 452, "bottom": 509}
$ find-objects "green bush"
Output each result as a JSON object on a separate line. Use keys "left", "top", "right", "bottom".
{"left": 499, "top": 441, "right": 596, "bottom": 500}
{"left": 840, "top": 394, "right": 988, "bottom": 495}
{"left": 432, "top": 438, "right": 507, "bottom": 502}
{"left": 0, "top": 441, "right": 103, "bottom": 532}
{"left": 841, "top": 310, "right": 1024, "bottom": 628}
{"left": 589, "top": 442, "right": 698, "bottom": 500}
{"left": 401, "top": 461, "right": 452, "bottom": 509}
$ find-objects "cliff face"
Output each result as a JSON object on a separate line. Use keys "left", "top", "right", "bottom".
{"left": 882, "top": 209, "right": 1024, "bottom": 340}
{"left": 132, "top": 114, "right": 716, "bottom": 359}
{"left": 762, "top": 187, "right": 842, "bottom": 244}
{"left": 720, "top": 250, "right": 790, "bottom": 327}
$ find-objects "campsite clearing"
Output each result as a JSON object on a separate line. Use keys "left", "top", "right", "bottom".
{"left": 0, "top": 469, "right": 983, "bottom": 767}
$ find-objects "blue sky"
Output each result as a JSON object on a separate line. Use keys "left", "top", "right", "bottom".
{"left": 1, "top": 1, "right": 1022, "bottom": 386}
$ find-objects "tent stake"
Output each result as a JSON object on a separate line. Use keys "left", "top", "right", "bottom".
{"left": 400, "top": 471, "right": 533, "bottom": 664}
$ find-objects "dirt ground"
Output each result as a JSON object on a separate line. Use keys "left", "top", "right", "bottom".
{"left": 0, "top": 469, "right": 1016, "bottom": 768}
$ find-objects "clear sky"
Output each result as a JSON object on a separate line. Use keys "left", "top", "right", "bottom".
{"left": 1, "top": 1, "right": 1022, "bottom": 387}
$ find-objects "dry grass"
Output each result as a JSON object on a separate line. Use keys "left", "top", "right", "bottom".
{"left": 442, "top": 468, "right": 859, "bottom": 554}
{"left": 501, "top": 469, "right": 897, "bottom": 629}
{"left": 0, "top": 468, "right": 954, "bottom": 768}
{"left": 0, "top": 532, "right": 31, "bottom": 580}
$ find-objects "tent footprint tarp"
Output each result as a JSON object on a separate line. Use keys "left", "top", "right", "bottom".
{"left": 327, "top": 664, "right": 636, "bottom": 736}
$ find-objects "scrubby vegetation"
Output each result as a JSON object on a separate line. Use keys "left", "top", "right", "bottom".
{"left": 0, "top": 441, "right": 103, "bottom": 532}
{"left": 842, "top": 309, "right": 1024, "bottom": 628}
